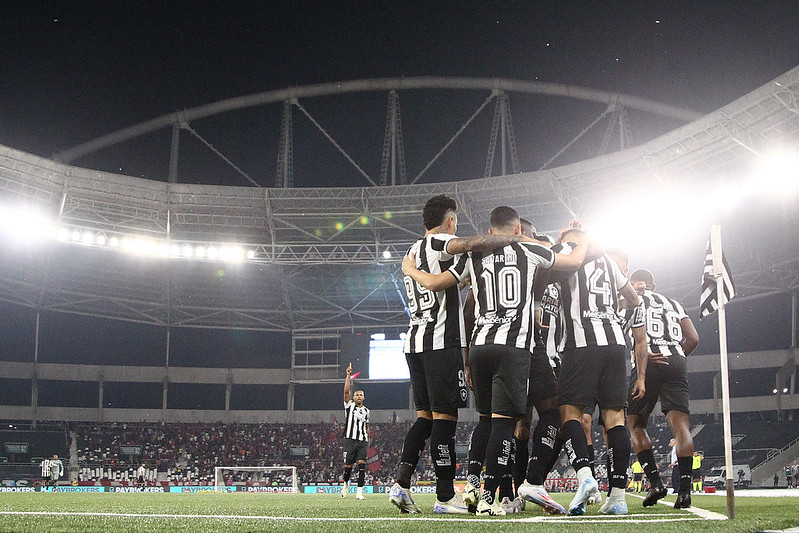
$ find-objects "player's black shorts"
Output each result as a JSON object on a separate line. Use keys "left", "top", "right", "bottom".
{"left": 343, "top": 437, "right": 368, "bottom": 464}
{"left": 692, "top": 467, "right": 702, "bottom": 480}
{"left": 558, "top": 344, "right": 628, "bottom": 411}
{"left": 405, "top": 347, "right": 468, "bottom": 412}
{"left": 525, "top": 345, "right": 559, "bottom": 413}
{"left": 469, "top": 344, "right": 531, "bottom": 417}
{"left": 627, "top": 353, "right": 690, "bottom": 417}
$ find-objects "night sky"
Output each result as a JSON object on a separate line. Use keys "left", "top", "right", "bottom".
{"left": 3, "top": 1, "right": 799, "bottom": 186}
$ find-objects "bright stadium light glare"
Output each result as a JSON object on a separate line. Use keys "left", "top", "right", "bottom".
{"left": 95, "top": 234, "right": 106, "bottom": 246}
{"left": 108, "top": 236, "right": 119, "bottom": 247}
{"left": 207, "top": 246, "right": 218, "bottom": 260}
{"left": 382, "top": 249, "right": 391, "bottom": 259}
{"left": 71, "top": 230, "right": 81, "bottom": 242}
{"left": 181, "top": 244, "right": 193, "bottom": 257}
{"left": 246, "top": 249, "right": 255, "bottom": 260}
{"left": 585, "top": 188, "right": 706, "bottom": 257}
{"left": 754, "top": 149, "right": 799, "bottom": 196}
{"left": 195, "top": 246, "right": 206, "bottom": 258}
{"left": 158, "top": 243, "right": 170, "bottom": 257}
{"left": 81, "top": 231, "right": 94, "bottom": 245}
{"left": 57, "top": 228, "right": 70, "bottom": 242}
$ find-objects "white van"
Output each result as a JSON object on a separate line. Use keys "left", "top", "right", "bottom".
{"left": 704, "top": 464, "right": 751, "bottom": 489}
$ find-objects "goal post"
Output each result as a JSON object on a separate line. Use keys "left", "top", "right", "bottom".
{"left": 213, "top": 466, "right": 299, "bottom": 493}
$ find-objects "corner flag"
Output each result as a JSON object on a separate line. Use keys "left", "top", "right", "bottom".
{"left": 700, "top": 229, "right": 736, "bottom": 317}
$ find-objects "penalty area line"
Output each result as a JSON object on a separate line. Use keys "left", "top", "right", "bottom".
{"left": 0, "top": 510, "right": 705, "bottom": 523}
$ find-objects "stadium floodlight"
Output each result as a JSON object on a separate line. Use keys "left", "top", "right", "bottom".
{"left": 246, "top": 249, "right": 255, "bottom": 259}
{"left": 382, "top": 249, "right": 391, "bottom": 259}
{"left": 108, "top": 236, "right": 119, "bottom": 247}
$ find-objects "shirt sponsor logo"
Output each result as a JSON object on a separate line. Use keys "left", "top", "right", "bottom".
{"left": 581, "top": 310, "right": 618, "bottom": 321}
{"left": 476, "top": 315, "right": 515, "bottom": 325}
{"left": 409, "top": 316, "right": 434, "bottom": 326}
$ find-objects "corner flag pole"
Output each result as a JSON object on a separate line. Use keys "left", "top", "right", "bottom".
{"left": 711, "top": 224, "right": 735, "bottom": 518}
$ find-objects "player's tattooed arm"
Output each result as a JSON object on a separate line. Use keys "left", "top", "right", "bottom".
{"left": 402, "top": 253, "right": 458, "bottom": 291}
{"left": 445, "top": 234, "right": 533, "bottom": 255}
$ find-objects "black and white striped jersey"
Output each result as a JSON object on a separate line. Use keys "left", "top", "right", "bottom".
{"left": 558, "top": 250, "right": 630, "bottom": 350}
{"left": 537, "top": 283, "right": 564, "bottom": 368}
{"left": 623, "top": 290, "right": 689, "bottom": 366}
{"left": 343, "top": 400, "right": 370, "bottom": 441}
{"left": 403, "top": 234, "right": 469, "bottom": 354}
{"left": 452, "top": 242, "right": 554, "bottom": 351}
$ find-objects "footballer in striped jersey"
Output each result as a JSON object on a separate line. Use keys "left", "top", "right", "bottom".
{"left": 341, "top": 362, "right": 370, "bottom": 500}
{"left": 551, "top": 227, "right": 643, "bottom": 515}
{"left": 391, "top": 195, "right": 538, "bottom": 515}
{"left": 404, "top": 206, "right": 590, "bottom": 515}
{"left": 623, "top": 269, "right": 699, "bottom": 509}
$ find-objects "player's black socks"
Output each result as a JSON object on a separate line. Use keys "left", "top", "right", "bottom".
{"left": 481, "top": 417, "right": 516, "bottom": 505}
{"left": 396, "top": 417, "right": 433, "bottom": 488}
{"left": 513, "top": 437, "right": 529, "bottom": 492}
{"left": 562, "top": 419, "right": 590, "bottom": 472}
{"left": 678, "top": 456, "right": 693, "bottom": 494}
{"left": 499, "top": 438, "right": 516, "bottom": 501}
{"left": 343, "top": 465, "right": 352, "bottom": 482}
{"left": 587, "top": 444, "right": 596, "bottom": 478}
{"left": 357, "top": 463, "right": 365, "bottom": 487}
{"left": 430, "top": 418, "right": 457, "bottom": 502}
{"left": 606, "top": 425, "right": 631, "bottom": 490}
{"left": 467, "top": 416, "right": 492, "bottom": 487}
{"left": 545, "top": 433, "right": 564, "bottom": 475}
{"left": 526, "top": 409, "right": 560, "bottom": 485}
{"left": 638, "top": 448, "right": 661, "bottom": 484}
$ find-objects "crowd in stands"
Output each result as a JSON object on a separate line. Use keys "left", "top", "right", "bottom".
{"left": 18, "top": 420, "right": 584, "bottom": 487}
{"left": 12, "top": 416, "right": 797, "bottom": 488}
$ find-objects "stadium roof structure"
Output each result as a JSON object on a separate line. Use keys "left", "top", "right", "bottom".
{"left": 1, "top": 66, "right": 798, "bottom": 332}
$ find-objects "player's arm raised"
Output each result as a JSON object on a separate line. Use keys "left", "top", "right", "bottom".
{"left": 343, "top": 362, "right": 353, "bottom": 403}
{"left": 549, "top": 232, "right": 591, "bottom": 271}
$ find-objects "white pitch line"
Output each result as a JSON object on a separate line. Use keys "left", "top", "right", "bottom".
{"left": 0, "top": 510, "right": 704, "bottom": 524}
{"left": 628, "top": 493, "right": 727, "bottom": 521}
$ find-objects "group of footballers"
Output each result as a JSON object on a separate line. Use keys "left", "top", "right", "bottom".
{"left": 383, "top": 194, "right": 700, "bottom": 517}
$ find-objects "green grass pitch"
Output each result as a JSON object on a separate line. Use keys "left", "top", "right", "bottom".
{"left": 0, "top": 492, "right": 797, "bottom": 532}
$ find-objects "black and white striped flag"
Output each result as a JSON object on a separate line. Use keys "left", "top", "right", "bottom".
{"left": 700, "top": 231, "right": 736, "bottom": 318}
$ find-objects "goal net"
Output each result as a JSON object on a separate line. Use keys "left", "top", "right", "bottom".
{"left": 213, "top": 466, "right": 299, "bottom": 493}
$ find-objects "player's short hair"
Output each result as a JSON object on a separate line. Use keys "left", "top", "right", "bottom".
{"left": 519, "top": 218, "right": 536, "bottom": 237}
{"left": 489, "top": 206, "right": 520, "bottom": 230}
{"left": 630, "top": 268, "right": 655, "bottom": 287}
{"left": 422, "top": 195, "right": 457, "bottom": 230}
{"left": 558, "top": 227, "right": 585, "bottom": 243}
{"left": 606, "top": 247, "right": 629, "bottom": 265}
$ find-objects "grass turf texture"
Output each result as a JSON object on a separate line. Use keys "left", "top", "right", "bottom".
{"left": 0, "top": 492, "right": 797, "bottom": 532}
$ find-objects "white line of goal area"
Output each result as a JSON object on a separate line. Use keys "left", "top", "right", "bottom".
{"left": 0, "top": 510, "right": 722, "bottom": 524}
